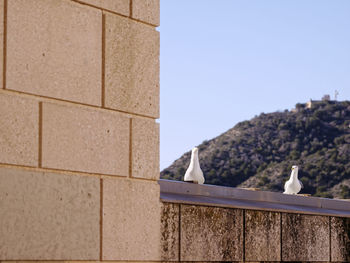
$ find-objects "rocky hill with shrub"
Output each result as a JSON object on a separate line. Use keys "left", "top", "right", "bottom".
{"left": 161, "top": 100, "right": 350, "bottom": 198}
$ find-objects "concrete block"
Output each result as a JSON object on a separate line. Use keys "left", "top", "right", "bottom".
{"left": 281, "top": 213, "right": 329, "bottom": 261}
{"left": 78, "top": 0, "right": 129, "bottom": 16}
{"left": 0, "top": 92, "right": 38, "bottom": 166}
{"left": 7, "top": 0, "right": 102, "bottom": 106}
{"left": 105, "top": 14, "right": 159, "bottom": 118}
{"left": 331, "top": 217, "right": 350, "bottom": 262}
{"left": 180, "top": 205, "right": 243, "bottom": 261}
{"left": 102, "top": 177, "right": 161, "bottom": 260}
{"left": 2, "top": 262, "right": 160, "bottom": 263}
{"left": 1, "top": 262, "right": 65, "bottom": 263}
{"left": 161, "top": 203, "right": 179, "bottom": 261}
{"left": 132, "top": 0, "right": 160, "bottom": 26}
{"left": 1, "top": 262, "right": 97, "bottom": 263}
{"left": 0, "top": 0, "right": 3, "bottom": 89}
{"left": 245, "top": 210, "right": 281, "bottom": 261}
{"left": 0, "top": 167, "right": 100, "bottom": 260}
{"left": 42, "top": 102, "right": 129, "bottom": 176}
{"left": 132, "top": 118, "right": 159, "bottom": 180}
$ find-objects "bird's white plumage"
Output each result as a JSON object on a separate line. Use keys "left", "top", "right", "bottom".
{"left": 184, "top": 147, "right": 205, "bottom": 184}
{"left": 284, "top": 165, "right": 303, "bottom": 194}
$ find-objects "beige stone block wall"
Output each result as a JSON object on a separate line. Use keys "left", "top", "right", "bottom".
{"left": 0, "top": 167, "right": 100, "bottom": 260}
{"left": 76, "top": 0, "right": 129, "bottom": 16}
{"left": 1, "top": 262, "right": 160, "bottom": 263}
{"left": 132, "top": 117, "right": 159, "bottom": 180}
{"left": 132, "top": 0, "right": 160, "bottom": 26}
{"left": 102, "top": 177, "right": 161, "bottom": 260}
{"left": 0, "top": 0, "right": 3, "bottom": 89}
{"left": 42, "top": 102, "right": 130, "bottom": 176}
{"left": 1, "top": 0, "right": 160, "bottom": 261}
{"left": 7, "top": 0, "right": 102, "bottom": 106}
{"left": 105, "top": 13, "right": 160, "bottom": 118}
{"left": 0, "top": 92, "right": 38, "bottom": 166}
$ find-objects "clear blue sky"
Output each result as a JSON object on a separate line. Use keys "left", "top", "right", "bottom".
{"left": 159, "top": 0, "right": 350, "bottom": 170}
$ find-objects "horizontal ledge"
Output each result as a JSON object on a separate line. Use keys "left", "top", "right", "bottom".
{"left": 159, "top": 179, "right": 350, "bottom": 218}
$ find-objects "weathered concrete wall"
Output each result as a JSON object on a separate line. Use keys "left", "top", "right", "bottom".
{"left": 0, "top": 0, "right": 160, "bottom": 261}
{"left": 161, "top": 203, "right": 350, "bottom": 262}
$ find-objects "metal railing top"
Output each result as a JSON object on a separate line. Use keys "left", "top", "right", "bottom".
{"left": 159, "top": 179, "right": 350, "bottom": 218}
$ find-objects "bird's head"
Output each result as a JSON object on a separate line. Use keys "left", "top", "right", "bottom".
{"left": 190, "top": 147, "right": 199, "bottom": 161}
{"left": 291, "top": 165, "right": 298, "bottom": 172}
{"left": 291, "top": 165, "right": 299, "bottom": 177}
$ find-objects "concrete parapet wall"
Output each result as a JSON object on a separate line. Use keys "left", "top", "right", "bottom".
{"left": 0, "top": 0, "right": 159, "bottom": 261}
{"left": 161, "top": 203, "right": 350, "bottom": 262}
{"left": 160, "top": 180, "right": 350, "bottom": 262}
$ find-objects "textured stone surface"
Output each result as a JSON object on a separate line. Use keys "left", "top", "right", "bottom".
{"left": 181, "top": 205, "right": 243, "bottom": 261}
{"left": 0, "top": 93, "right": 38, "bottom": 166}
{"left": 331, "top": 217, "right": 350, "bottom": 262}
{"left": 161, "top": 203, "right": 179, "bottom": 261}
{"left": 245, "top": 210, "right": 281, "bottom": 261}
{"left": 0, "top": 167, "right": 100, "bottom": 260}
{"left": 132, "top": 0, "right": 160, "bottom": 26}
{"left": 105, "top": 14, "right": 159, "bottom": 118}
{"left": 102, "top": 178, "right": 161, "bottom": 260}
{"left": 282, "top": 213, "right": 329, "bottom": 261}
{"left": 1, "top": 262, "right": 99, "bottom": 263}
{"left": 42, "top": 102, "right": 129, "bottom": 175}
{"left": 78, "top": 0, "right": 129, "bottom": 16}
{"left": 7, "top": 0, "right": 102, "bottom": 106}
{"left": 1, "top": 262, "right": 66, "bottom": 263}
{"left": 1, "top": 262, "right": 163, "bottom": 263}
{"left": 0, "top": 0, "right": 3, "bottom": 89}
{"left": 132, "top": 117, "right": 159, "bottom": 180}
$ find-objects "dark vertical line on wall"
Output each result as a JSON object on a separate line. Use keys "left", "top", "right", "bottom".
{"left": 242, "top": 209, "right": 246, "bottom": 262}
{"left": 329, "top": 216, "right": 332, "bottom": 262}
{"left": 128, "top": 118, "right": 132, "bottom": 177}
{"left": 101, "top": 13, "right": 106, "bottom": 107}
{"left": 3, "top": 0, "right": 8, "bottom": 89}
{"left": 280, "top": 212, "right": 283, "bottom": 261}
{"left": 178, "top": 204, "right": 181, "bottom": 261}
{"left": 38, "top": 102, "right": 43, "bottom": 167}
{"left": 100, "top": 177, "right": 103, "bottom": 261}
{"left": 129, "top": 0, "right": 133, "bottom": 18}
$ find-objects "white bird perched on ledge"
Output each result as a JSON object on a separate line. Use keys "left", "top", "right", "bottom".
{"left": 284, "top": 165, "right": 303, "bottom": 194}
{"left": 184, "top": 147, "right": 205, "bottom": 184}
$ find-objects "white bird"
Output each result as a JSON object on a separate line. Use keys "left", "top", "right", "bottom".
{"left": 184, "top": 147, "right": 205, "bottom": 184}
{"left": 284, "top": 165, "right": 303, "bottom": 194}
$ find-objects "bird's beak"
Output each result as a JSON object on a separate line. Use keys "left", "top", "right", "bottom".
{"left": 292, "top": 168, "right": 294, "bottom": 170}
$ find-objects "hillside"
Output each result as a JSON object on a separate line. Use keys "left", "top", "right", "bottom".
{"left": 161, "top": 100, "right": 350, "bottom": 198}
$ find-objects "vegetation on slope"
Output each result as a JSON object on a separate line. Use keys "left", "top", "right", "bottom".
{"left": 161, "top": 100, "right": 350, "bottom": 198}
